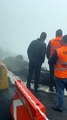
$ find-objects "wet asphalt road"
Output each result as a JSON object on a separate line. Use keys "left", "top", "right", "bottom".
{"left": 0, "top": 79, "right": 67, "bottom": 120}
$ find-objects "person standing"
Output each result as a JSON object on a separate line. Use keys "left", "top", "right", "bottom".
{"left": 46, "top": 29, "right": 63, "bottom": 92}
{"left": 27, "top": 32, "right": 47, "bottom": 91}
{"left": 49, "top": 35, "right": 67, "bottom": 112}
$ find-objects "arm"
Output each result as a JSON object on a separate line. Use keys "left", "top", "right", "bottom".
{"left": 42, "top": 43, "right": 46, "bottom": 63}
{"left": 27, "top": 42, "right": 33, "bottom": 59}
{"left": 46, "top": 41, "right": 51, "bottom": 59}
{"left": 27, "top": 40, "right": 35, "bottom": 60}
{"left": 48, "top": 50, "right": 58, "bottom": 66}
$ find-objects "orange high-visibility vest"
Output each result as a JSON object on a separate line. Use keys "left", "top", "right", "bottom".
{"left": 50, "top": 36, "right": 62, "bottom": 57}
{"left": 54, "top": 46, "right": 67, "bottom": 78}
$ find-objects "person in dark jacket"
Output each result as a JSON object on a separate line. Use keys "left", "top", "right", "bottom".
{"left": 27, "top": 32, "right": 47, "bottom": 91}
{"left": 46, "top": 29, "right": 63, "bottom": 92}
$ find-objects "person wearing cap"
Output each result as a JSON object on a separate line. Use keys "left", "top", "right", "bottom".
{"left": 27, "top": 32, "right": 47, "bottom": 91}
{"left": 46, "top": 29, "right": 63, "bottom": 92}
{"left": 48, "top": 35, "right": 67, "bottom": 112}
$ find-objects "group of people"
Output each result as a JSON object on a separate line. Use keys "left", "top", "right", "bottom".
{"left": 26, "top": 29, "right": 67, "bottom": 112}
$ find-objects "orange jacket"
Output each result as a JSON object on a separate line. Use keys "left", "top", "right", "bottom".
{"left": 54, "top": 46, "right": 67, "bottom": 78}
{"left": 50, "top": 36, "right": 62, "bottom": 57}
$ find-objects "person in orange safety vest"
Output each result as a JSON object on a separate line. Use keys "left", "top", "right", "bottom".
{"left": 46, "top": 29, "right": 63, "bottom": 92}
{"left": 48, "top": 35, "right": 67, "bottom": 112}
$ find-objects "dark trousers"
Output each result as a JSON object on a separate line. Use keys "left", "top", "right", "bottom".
{"left": 49, "top": 65, "right": 56, "bottom": 91}
{"left": 54, "top": 77, "right": 67, "bottom": 109}
{"left": 27, "top": 61, "right": 41, "bottom": 90}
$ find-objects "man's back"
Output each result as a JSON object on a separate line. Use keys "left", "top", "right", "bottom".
{"left": 27, "top": 38, "right": 46, "bottom": 64}
{"left": 46, "top": 29, "right": 63, "bottom": 59}
{"left": 49, "top": 36, "right": 62, "bottom": 57}
{"left": 46, "top": 36, "right": 62, "bottom": 59}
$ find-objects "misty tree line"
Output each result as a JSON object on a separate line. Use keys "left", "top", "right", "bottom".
{"left": 0, "top": 47, "right": 28, "bottom": 78}
{"left": 2, "top": 55, "right": 28, "bottom": 78}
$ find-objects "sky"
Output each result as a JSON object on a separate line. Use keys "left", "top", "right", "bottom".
{"left": 0, "top": 0, "right": 67, "bottom": 60}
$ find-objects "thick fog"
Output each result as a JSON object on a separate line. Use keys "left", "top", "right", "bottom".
{"left": 0, "top": 0, "right": 67, "bottom": 61}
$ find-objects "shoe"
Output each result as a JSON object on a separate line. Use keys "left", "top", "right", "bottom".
{"left": 34, "top": 88, "right": 38, "bottom": 93}
{"left": 51, "top": 106, "right": 63, "bottom": 112}
{"left": 26, "top": 84, "right": 31, "bottom": 89}
{"left": 27, "top": 86, "right": 31, "bottom": 90}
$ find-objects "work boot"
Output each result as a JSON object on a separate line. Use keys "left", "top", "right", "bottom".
{"left": 49, "top": 87, "right": 54, "bottom": 92}
{"left": 26, "top": 82, "right": 31, "bottom": 90}
{"left": 51, "top": 106, "right": 63, "bottom": 112}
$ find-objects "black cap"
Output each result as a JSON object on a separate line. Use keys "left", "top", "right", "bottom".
{"left": 56, "top": 29, "right": 62, "bottom": 37}
{"left": 40, "top": 32, "right": 47, "bottom": 40}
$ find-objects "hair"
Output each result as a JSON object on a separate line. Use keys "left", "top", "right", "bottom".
{"left": 62, "top": 35, "right": 67, "bottom": 44}
{"left": 40, "top": 32, "right": 47, "bottom": 40}
{"left": 56, "top": 29, "right": 62, "bottom": 37}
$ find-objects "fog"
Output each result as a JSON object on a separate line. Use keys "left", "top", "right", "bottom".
{"left": 0, "top": 0, "right": 67, "bottom": 61}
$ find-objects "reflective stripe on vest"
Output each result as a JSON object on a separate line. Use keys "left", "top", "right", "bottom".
{"left": 55, "top": 61, "right": 67, "bottom": 70}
